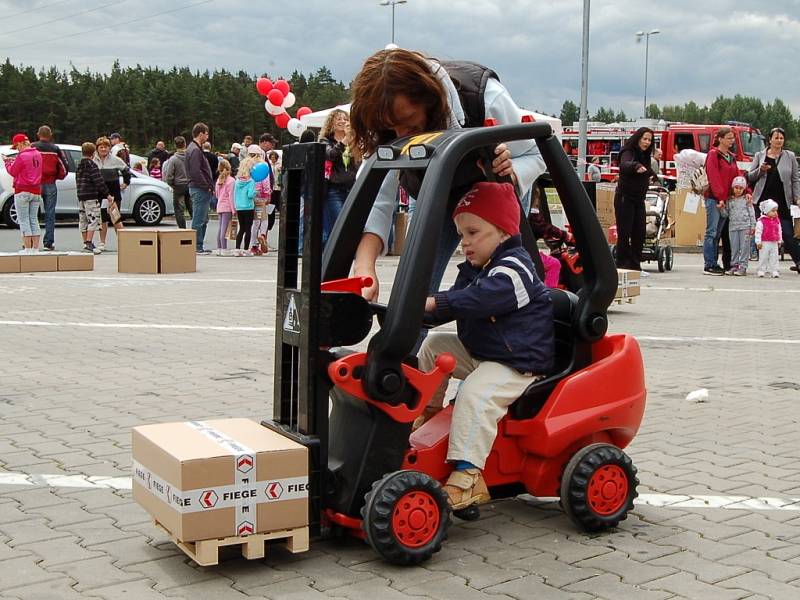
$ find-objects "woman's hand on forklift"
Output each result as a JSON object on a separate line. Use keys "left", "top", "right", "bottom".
{"left": 354, "top": 233, "right": 383, "bottom": 301}
{"left": 492, "top": 143, "right": 516, "bottom": 180}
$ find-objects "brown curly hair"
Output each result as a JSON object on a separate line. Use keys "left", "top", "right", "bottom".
{"left": 349, "top": 49, "right": 449, "bottom": 158}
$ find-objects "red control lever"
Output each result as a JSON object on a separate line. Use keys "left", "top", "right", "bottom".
{"left": 328, "top": 353, "right": 456, "bottom": 423}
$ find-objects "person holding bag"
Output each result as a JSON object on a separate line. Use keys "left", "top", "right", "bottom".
{"left": 93, "top": 136, "right": 129, "bottom": 252}
{"left": 747, "top": 127, "right": 800, "bottom": 274}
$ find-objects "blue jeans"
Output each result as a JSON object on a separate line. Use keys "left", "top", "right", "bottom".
{"left": 322, "top": 186, "right": 348, "bottom": 245}
{"left": 703, "top": 197, "right": 727, "bottom": 268}
{"left": 41, "top": 183, "right": 57, "bottom": 247}
{"left": 189, "top": 188, "right": 212, "bottom": 250}
{"left": 14, "top": 192, "right": 41, "bottom": 237}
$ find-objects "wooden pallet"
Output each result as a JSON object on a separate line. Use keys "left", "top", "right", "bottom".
{"left": 155, "top": 521, "right": 309, "bottom": 566}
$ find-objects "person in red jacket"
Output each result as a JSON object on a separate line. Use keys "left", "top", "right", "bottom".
{"left": 703, "top": 127, "right": 741, "bottom": 275}
{"left": 5, "top": 134, "right": 43, "bottom": 253}
{"left": 32, "top": 125, "right": 68, "bottom": 251}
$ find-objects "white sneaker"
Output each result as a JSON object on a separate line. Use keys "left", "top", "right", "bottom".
{"left": 758, "top": 271, "right": 765, "bottom": 278}
{"left": 98, "top": 243, "right": 106, "bottom": 253}
{"left": 639, "top": 270, "right": 650, "bottom": 278}
{"left": 772, "top": 271, "right": 780, "bottom": 278}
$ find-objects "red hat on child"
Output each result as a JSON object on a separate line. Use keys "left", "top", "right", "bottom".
{"left": 452, "top": 181, "right": 520, "bottom": 236}
{"left": 11, "top": 133, "right": 29, "bottom": 147}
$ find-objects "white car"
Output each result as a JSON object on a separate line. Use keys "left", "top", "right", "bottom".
{"left": 0, "top": 144, "right": 174, "bottom": 227}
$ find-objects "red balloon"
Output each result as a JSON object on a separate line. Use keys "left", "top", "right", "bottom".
{"left": 274, "top": 79, "right": 290, "bottom": 95}
{"left": 267, "top": 89, "right": 285, "bottom": 107}
{"left": 256, "top": 77, "right": 273, "bottom": 96}
{"left": 296, "top": 106, "right": 313, "bottom": 119}
{"left": 275, "top": 113, "right": 291, "bottom": 129}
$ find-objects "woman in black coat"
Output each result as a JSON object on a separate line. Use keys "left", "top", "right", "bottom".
{"left": 614, "top": 127, "right": 655, "bottom": 272}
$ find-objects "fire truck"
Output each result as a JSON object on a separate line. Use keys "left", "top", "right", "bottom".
{"left": 562, "top": 119, "right": 765, "bottom": 186}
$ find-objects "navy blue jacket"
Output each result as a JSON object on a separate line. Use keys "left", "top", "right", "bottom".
{"left": 432, "top": 236, "right": 555, "bottom": 374}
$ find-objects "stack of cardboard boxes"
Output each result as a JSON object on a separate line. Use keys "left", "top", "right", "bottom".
{"left": 0, "top": 252, "right": 93, "bottom": 273}
{"left": 594, "top": 183, "right": 617, "bottom": 235}
{"left": 615, "top": 268, "right": 641, "bottom": 302}
{"left": 118, "top": 229, "right": 196, "bottom": 274}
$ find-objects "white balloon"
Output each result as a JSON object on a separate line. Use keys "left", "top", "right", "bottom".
{"left": 283, "top": 92, "right": 296, "bottom": 108}
{"left": 287, "top": 118, "right": 306, "bottom": 138}
{"left": 265, "top": 100, "right": 285, "bottom": 116}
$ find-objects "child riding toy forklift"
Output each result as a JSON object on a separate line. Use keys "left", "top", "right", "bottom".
{"left": 263, "top": 120, "right": 647, "bottom": 565}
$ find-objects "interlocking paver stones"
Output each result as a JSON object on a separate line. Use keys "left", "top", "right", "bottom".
{"left": 3, "top": 578, "right": 88, "bottom": 600}
{"left": 484, "top": 574, "right": 595, "bottom": 600}
{"left": 646, "top": 549, "right": 749, "bottom": 584}
{"left": 269, "top": 554, "right": 375, "bottom": 592}
{"left": 320, "top": 578, "right": 426, "bottom": 600}
{"left": 719, "top": 572, "right": 800, "bottom": 598}
{"left": 122, "top": 555, "right": 217, "bottom": 592}
{"left": 86, "top": 579, "right": 172, "bottom": 600}
{"left": 649, "top": 531, "right": 750, "bottom": 562}
{"left": 348, "top": 559, "right": 453, "bottom": 591}
{"left": 402, "top": 574, "right": 516, "bottom": 599}
{"left": 718, "top": 548, "right": 800, "bottom": 583}
{"left": 0, "top": 518, "right": 72, "bottom": 546}
{"left": 424, "top": 552, "right": 529, "bottom": 589}
{"left": 564, "top": 573, "right": 672, "bottom": 600}
{"left": 574, "top": 552, "right": 677, "bottom": 586}
{"left": 0, "top": 555, "right": 63, "bottom": 592}
{"left": 246, "top": 576, "right": 349, "bottom": 600}
{"left": 46, "top": 556, "right": 145, "bottom": 592}
{"left": 642, "top": 573, "right": 752, "bottom": 600}
{"left": 15, "top": 535, "right": 105, "bottom": 567}
{"left": 159, "top": 578, "right": 270, "bottom": 599}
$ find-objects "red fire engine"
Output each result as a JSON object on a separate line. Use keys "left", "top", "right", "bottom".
{"left": 562, "top": 120, "right": 765, "bottom": 186}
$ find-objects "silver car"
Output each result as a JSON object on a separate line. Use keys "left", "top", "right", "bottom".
{"left": 0, "top": 144, "right": 174, "bottom": 227}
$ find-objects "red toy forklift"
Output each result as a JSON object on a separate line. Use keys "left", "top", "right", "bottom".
{"left": 262, "top": 121, "right": 646, "bottom": 565}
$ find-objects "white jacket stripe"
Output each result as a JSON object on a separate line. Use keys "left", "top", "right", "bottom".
{"left": 501, "top": 256, "right": 534, "bottom": 282}
{"left": 487, "top": 265, "right": 530, "bottom": 308}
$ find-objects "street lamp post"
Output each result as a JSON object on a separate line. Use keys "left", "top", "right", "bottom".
{"left": 577, "top": 0, "right": 591, "bottom": 181}
{"left": 379, "top": 0, "right": 408, "bottom": 45}
{"left": 635, "top": 28, "right": 660, "bottom": 118}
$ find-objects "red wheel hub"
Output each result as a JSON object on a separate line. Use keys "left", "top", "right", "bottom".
{"left": 587, "top": 464, "right": 629, "bottom": 515}
{"left": 391, "top": 490, "right": 440, "bottom": 548}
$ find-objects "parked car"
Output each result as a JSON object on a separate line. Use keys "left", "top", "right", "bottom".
{"left": 0, "top": 144, "right": 174, "bottom": 227}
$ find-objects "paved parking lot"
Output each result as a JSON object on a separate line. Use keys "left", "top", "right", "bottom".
{"left": 1, "top": 251, "right": 799, "bottom": 599}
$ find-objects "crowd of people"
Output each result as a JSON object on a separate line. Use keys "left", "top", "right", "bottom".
{"left": 1, "top": 116, "right": 362, "bottom": 256}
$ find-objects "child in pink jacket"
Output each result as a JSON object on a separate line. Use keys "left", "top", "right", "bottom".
{"left": 214, "top": 159, "right": 235, "bottom": 252}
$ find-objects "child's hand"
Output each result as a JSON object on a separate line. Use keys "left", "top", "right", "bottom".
{"left": 424, "top": 296, "right": 436, "bottom": 313}
{"left": 716, "top": 201, "right": 725, "bottom": 209}
{"left": 749, "top": 228, "right": 755, "bottom": 236}
{"left": 757, "top": 243, "right": 763, "bottom": 250}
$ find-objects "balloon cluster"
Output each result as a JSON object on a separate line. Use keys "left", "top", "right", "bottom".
{"left": 256, "top": 77, "right": 313, "bottom": 138}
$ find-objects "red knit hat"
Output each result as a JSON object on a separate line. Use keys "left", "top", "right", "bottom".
{"left": 11, "top": 133, "right": 29, "bottom": 147}
{"left": 452, "top": 181, "right": 520, "bottom": 236}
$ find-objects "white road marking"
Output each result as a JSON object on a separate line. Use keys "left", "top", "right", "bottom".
{"left": 0, "top": 274, "right": 277, "bottom": 284}
{"left": 2, "top": 297, "right": 264, "bottom": 317}
{"left": 637, "top": 335, "right": 800, "bottom": 345}
{"left": 0, "top": 320, "right": 273, "bottom": 332}
{"left": 645, "top": 286, "right": 800, "bottom": 294}
{"left": 1, "top": 472, "right": 797, "bottom": 512}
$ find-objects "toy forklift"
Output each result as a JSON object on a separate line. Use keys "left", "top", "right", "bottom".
{"left": 262, "top": 121, "right": 646, "bottom": 565}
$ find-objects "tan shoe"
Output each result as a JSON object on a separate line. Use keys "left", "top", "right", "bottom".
{"left": 411, "top": 406, "right": 442, "bottom": 432}
{"left": 443, "top": 468, "right": 490, "bottom": 510}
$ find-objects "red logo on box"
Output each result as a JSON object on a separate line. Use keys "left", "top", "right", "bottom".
{"left": 237, "top": 521, "right": 254, "bottom": 536}
{"left": 265, "top": 482, "right": 283, "bottom": 499}
{"left": 237, "top": 455, "right": 254, "bottom": 473}
{"left": 200, "top": 490, "right": 218, "bottom": 508}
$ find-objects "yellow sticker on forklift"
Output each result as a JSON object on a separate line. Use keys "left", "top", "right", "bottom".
{"left": 400, "top": 132, "right": 443, "bottom": 155}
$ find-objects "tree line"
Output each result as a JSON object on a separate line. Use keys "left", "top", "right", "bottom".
{"left": 559, "top": 96, "right": 799, "bottom": 152}
{"left": 2, "top": 59, "right": 797, "bottom": 154}
{"left": 0, "top": 60, "right": 350, "bottom": 154}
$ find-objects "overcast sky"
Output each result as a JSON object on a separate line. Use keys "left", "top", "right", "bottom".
{"left": 2, "top": 0, "right": 799, "bottom": 122}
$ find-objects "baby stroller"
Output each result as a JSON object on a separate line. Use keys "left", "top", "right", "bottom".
{"left": 612, "top": 185, "right": 674, "bottom": 272}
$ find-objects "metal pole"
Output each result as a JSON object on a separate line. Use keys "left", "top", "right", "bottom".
{"left": 577, "top": 0, "right": 590, "bottom": 180}
{"left": 643, "top": 33, "right": 649, "bottom": 118}
{"left": 391, "top": 3, "right": 395, "bottom": 43}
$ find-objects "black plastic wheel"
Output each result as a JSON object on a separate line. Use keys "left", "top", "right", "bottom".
{"left": 361, "top": 470, "right": 450, "bottom": 565}
{"left": 560, "top": 443, "right": 638, "bottom": 532}
{"left": 610, "top": 244, "right": 617, "bottom": 262}
{"left": 664, "top": 246, "right": 674, "bottom": 271}
{"left": 453, "top": 504, "right": 481, "bottom": 521}
{"left": 656, "top": 247, "right": 665, "bottom": 272}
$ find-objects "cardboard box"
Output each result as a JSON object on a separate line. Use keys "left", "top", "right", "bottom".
{"left": 672, "top": 189, "right": 707, "bottom": 247}
{"left": 0, "top": 253, "right": 21, "bottom": 273}
{"left": 58, "top": 252, "right": 94, "bottom": 272}
{"left": 118, "top": 229, "right": 159, "bottom": 273}
{"left": 158, "top": 230, "right": 196, "bottom": 274}
{"left": 616, "top": 268, "right": 641, "bottom": 300}
{"left": 133, "top": 418, "right": 308, "bottom": 543}
{"left": 20, "top": 254, "right": 58, "bottom": 272}
{"left": 594, "top": 183, "right": 617, "bottom": 231}
{"left": 391, "top": 211, "right": 409, "bottom": 256}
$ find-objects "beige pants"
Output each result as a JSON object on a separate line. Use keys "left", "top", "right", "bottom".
{"left": 418, "top": 332, "right": 538, "bottom": 469}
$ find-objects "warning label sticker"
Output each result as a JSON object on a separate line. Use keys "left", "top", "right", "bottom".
{"left": 283, "top": 294, "right": 300, "bottom": 333}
